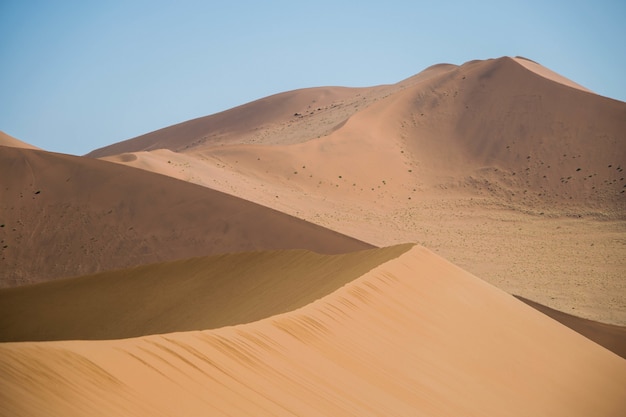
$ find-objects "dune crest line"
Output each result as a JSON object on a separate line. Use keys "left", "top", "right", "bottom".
{"left": 1, "top": 245, "right": 624, "bottom": 417}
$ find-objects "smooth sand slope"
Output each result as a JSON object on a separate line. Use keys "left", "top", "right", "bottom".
{"left": 0, "top": 131, "right": 40, "bottom": 150}
{"left": 1, "top": 245, "right": 625, "bottom": 417}
{"left": 91, "top": 56, "right": 626, "bottom": 324}
{"left": 0, "top": 146, "right": 371, "bottom": 287}
{"left": 0, "top": 245, "right": 410, "bottom": 341}
{"left": 86, "top": 85, "right": 392, "bottom": 157}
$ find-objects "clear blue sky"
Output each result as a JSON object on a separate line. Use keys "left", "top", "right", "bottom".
{"left": 1, "top": 0, "right": 625, "bottom": 155}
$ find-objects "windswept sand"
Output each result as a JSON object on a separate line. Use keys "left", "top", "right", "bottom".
{"left": 1, "top": 245, "right": 625, "bottom": 417}
{"left": 0, "top": 245, "right": 410, "bottom": 341}
{"left": 93, "top": 57, "right": 626, "bottom": 324}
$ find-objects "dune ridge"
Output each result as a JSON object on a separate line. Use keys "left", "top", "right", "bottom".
{"left": 512, "top": 56, "right": 594, "bottom": 93}
{"left": 85, "top": 85, "right": 394, "bottom": 157}
{"left": 0, "top": 132, "right": 41, "bottom": 150}
{"left": 516, "top": 295, "right": 626, "bottom": 359}
{"left": 0, "top": 245, "right": 411, "bottom": 341}
{"left": 1, "top": 245, "right": 625, "bottom": 417}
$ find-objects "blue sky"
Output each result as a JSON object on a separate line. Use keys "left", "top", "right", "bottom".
{"left": 1, "top": 0, "right": 625, "bottom": 155}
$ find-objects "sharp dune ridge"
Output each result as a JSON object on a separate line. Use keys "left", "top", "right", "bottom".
{"left": 516, "top": 295, "right": 626, "bottom": 359}
{"left": 1, "top": 245, "right": 625, "bottom": 417}
{"left": 0, "top": 245, "right": 411, "bottom": 341}
{"left": 0, "top": 243, "right": 622, "bottom": 359}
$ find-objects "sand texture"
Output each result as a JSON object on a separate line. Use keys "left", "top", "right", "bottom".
{"left": 1, "top": 245, "right": 625, "bottom": 417}
{"left": 0, "top": 146, "right": 371, "bottom": 286}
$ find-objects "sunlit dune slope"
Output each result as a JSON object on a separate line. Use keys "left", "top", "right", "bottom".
{"left": 86, "top": 85, "right": 391, "bottom": 157}
{"left": 0, "top": 245, "right": 410, "bottom": 341}
{"left": 1, "top": 245, "right": 625, "bottom": 417}
{"left": 200, "top": 56, "right": 625, "bottom": 209}
{"left": 96, "top": 56, "right": 626, "bottom": 210}
{"left": 0, "top": 132, "right": 40, "bottom": 150}
{"left": 0, "top": 146, "right": 372, "bottom": 287}
{"left": 512, "top": 56, "right": 594, "bottom": 93}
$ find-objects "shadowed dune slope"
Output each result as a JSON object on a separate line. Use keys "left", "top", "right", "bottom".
{"left": 0, "top": 245, "right": 411, "bottom": 341}
{"left": 1, "top": 245, "right": 625, "bottom": 417}
{"left": 0, "top": 146, "right": 372, "bottom": 287}
{"left": 516, "top": 295, "right": 626, "bottom": 359}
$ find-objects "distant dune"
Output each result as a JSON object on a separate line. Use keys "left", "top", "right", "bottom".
{"left": 86, "top": 86, "right": 390, "bottom": 157}
{"left": 0, "top": 146, "right": 371, "bottom": 286}
{"left": 1, "top": 245, "right": 624, "bottom": 417}
{"left": 87, "top": 56, "right": 626, "bottom": 324}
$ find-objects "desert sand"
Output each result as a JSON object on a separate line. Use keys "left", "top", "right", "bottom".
{"left": 1, "top": 245, "right": 625, "bottom": 417}
{"left": 0, "top": 245, "right": 410, "bottom": 341}
{"left": 89, "top": 56, "right": 626, "bottom": 324}
{"left": 1, "top": 56, "right": 625, "bottom": 416}
{"left": 0, "top": 145, "right": 370, "bottom": 286}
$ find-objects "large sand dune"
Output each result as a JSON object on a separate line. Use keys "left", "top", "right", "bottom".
{"left": 90, "top": 57, "right": 626, "bottom": 323}
{"left": 1, "top": 245, "right": 624, "bottom": 417}
{"left": 3, "top": 56, "right": 625, "bottom": 416}
{"left": 0, "top": 146, "right": 371, "bottom": 286}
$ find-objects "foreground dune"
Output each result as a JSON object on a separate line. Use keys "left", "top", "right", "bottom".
{"left": 516, "top": 296, "right": 626, "bottom": 359}
{"left": 1, "top": 245, "right": 624, "bottom": 416}
{"left": 0, "top": 245, "right": 410, "bottom": 341}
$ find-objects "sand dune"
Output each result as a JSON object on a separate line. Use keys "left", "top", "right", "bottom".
{"left": 517, "top": 295, "right": 626, "bottom": 359}
{"left": 96, "top": 56, "right": 626, "bottom": 209}
{"left": 1, "top": 245, "right": 624, "bottom": 417}
{"left": 512, "top": 56, "right": 594, "bottom": 93}
{"left": 91, "top": 56, "right": 626, "bottom": 323}
{"left": 86, "top": 85, "right": 394, "bottom": 157}
{"left": 0, "top": 146, "right": 371, "bottom": 287}
{"left": 0, "top": 245, "right": 410, "bottom": 341}
{"left": 0, "top": 132, "right": 40, "bottom": 150}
